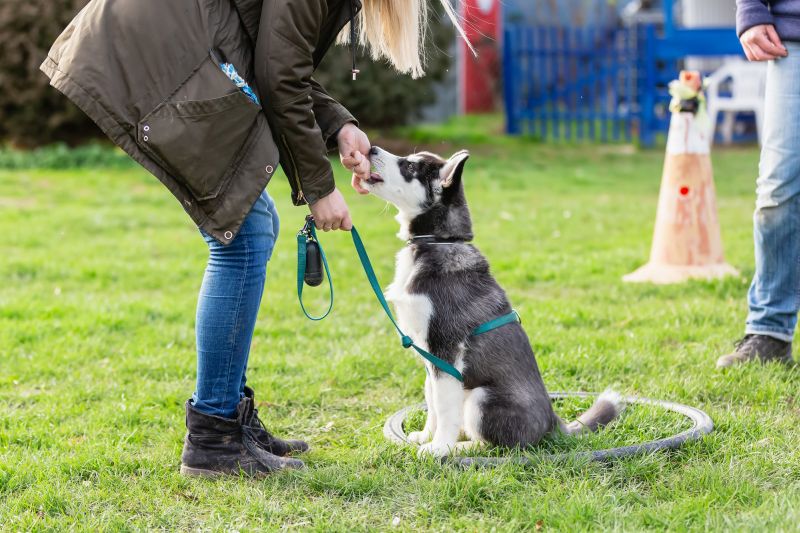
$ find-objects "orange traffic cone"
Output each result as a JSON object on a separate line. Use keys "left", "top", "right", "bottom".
{"left": 624, "top": 71, "right": 738, "bottom": 284}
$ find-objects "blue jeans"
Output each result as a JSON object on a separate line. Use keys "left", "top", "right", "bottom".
{"left": 746, "top": 43, "right": 800, "bottom": 342}
{"left": 191, "top": 190, "right": 280, "bottom": 418}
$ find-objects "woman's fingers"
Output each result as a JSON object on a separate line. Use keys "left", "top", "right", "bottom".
{"left": 746, "top": 41, "right": 776, "bottom": 61}
{"left": 342, "top": 151, "right": 371, "bottom": 190}
{"left": 309, "top": 188, "right": 352, "bottom": 232}
{"left": 342, "top": 152, "right": 368, "bottom": 173}
{"left": 345, "top": 151, "right": 370, "bottom": 178}
{"left": 341, "top": 213, "right": 353, "bottom": 231}
{"left": 336, "top": 124, "right": 373, "bottom": 198}
{"left": 352, "top": 173, "right": 369, "bottom": 195}
{"left": 755, "top": 35, "right": 783, "bottom": 58}
{"left": 340, "top": 152, "right": 357, "bottom": 168}
{"left": 741, "top": 25, "right": 786, "bottom": 61}
{"left": 352, "top": 155, "right": 370, "bottom": 180}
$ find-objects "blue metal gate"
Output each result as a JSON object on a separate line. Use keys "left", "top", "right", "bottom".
{"left": 502, "top": 1, "right": 745, "bottom": 146}
{"left": 503, "top": 25, "right": 641, "bottom": 143}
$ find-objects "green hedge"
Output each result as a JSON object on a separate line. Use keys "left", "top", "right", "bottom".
{"left": 0, "top": 0, "right": 99, "bottom": 147}
{"left": 0, "top": 1, "right": 452, "bottom": 148}
{"left": 314, "top": 11, "right": 454, "bottom": 128}
{"left": 0, "top": 143, "right": 134, "bottom": 169}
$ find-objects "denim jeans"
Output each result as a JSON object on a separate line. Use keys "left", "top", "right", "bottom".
{"left": 191, "top": 190, "right": 279, "bottom": 418}
{"left": 746, "top": 42, "right": 800, "bottom": 342}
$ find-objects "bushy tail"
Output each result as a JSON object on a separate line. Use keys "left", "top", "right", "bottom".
{"left": 560, "top": 389, "right": 626, "bottom": 435}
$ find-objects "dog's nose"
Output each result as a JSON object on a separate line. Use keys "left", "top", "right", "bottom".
{"left": 369, "top": 146, "right": 379, "bottom": 156}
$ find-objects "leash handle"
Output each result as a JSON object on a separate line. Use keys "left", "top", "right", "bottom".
{"left": 297, "top": 217, "right": 334, "bottom": 321}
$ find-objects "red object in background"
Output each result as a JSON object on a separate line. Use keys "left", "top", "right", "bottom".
{"left": 680, "top": 186, "right": 690, "bottom": 196}
{"left": 460, "top": 0, "right": 501, "bottom": 113}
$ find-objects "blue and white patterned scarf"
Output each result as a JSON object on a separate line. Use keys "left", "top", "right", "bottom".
{"left": 219, "top": 62, "right": 260, "bottom": 106}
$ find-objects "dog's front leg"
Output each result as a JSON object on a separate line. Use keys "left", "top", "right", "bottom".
{"left": 408, "top": 373, "right": 437, "bottom": 444}
{"left": 417, "top": 374, "right": 464, "bottom": 458}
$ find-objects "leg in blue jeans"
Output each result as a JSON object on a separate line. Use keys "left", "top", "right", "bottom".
{"left": 191, "top": 190, "right": 280, "bottom": 418}
{"left": 746, "top": 43, "right": 800, "bottom": 342}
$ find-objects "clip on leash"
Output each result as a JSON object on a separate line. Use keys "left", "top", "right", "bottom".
{"left": 297, "top": 215, "right": 333, "bottom": 320}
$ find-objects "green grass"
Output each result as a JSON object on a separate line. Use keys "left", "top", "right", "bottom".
{"left": 3, "top": 137, "right": 800, "bottom": 531}
{"left": 0, "top": 143, "right": 135, "bottom": 170}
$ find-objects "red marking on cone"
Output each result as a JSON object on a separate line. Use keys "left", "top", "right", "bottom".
{"left": 680, "top": 186, "right": 689, "bottom": 196}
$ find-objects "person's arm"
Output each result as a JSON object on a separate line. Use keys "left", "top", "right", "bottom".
{"left": 254, "top": 0, "right": 355, "bottom": 230}
{"left": 736, "top": 1, "right": 788, "bottom": 61}
{"left": 736, "top": 0, "right": 774, "bottom": 37}
{"left": 310, "top": 78, "right": 357, "bottom": 152}
{"left": 254, "top": 0, "right": 335, "bottom": 207}
{"left": 308, "top": 79, "right": 371, "bottom": 192}
{"left": 310, "top": 78, "right": 371, "bottom": 193}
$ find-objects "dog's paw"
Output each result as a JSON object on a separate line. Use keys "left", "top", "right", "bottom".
{"left": 451, "top": 440, "right": 485, "bottom": 454}
{"left": 407, "top": 431, "right": 432, "bottom": 444}
{"left": 417, "top": 442, "right": 454, "bottom": 459}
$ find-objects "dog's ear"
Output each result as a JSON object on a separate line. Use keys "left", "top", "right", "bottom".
{"left": 440, "top": 150, "right": 470, "bottom": 189}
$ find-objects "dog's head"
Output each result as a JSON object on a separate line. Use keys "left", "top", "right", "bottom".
{"left": 363, "top": 147, "right": 473, "bottom": 240}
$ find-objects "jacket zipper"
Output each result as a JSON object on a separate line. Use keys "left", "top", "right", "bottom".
{"left": 281, "top": 134, "right": 304, "bottom": 202}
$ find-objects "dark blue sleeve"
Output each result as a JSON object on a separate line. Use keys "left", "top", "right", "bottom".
{"left": 736, "top": 0, "right": 775, "bottom": 36}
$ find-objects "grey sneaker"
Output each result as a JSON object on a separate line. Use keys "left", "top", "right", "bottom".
{"left": 716, "top": 334, "right": 793, "bottom": 368}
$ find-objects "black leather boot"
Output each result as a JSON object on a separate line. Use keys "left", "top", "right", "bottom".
{"left": 242, "top": 386, "right": 310, "bottom": 456}
{"left": 180, "top": 398, "right": 304, "bottom": 478}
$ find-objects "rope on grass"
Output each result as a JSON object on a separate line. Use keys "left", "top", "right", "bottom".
{"left": 383, "top": 391, "right": 714, "bottom": 467}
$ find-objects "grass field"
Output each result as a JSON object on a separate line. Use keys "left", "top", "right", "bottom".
{"left": 2, "top": 129, "right": 800, "bottom": 530}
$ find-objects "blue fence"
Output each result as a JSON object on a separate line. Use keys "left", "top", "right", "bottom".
{"left": 503, "top": 25, "right": 641, "bottom": 143}
{"left": 503, "top": 15, "right": 745, "bottom": 145}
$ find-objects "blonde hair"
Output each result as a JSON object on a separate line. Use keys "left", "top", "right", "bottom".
{"left": 338, "top": 0, "right": 474, "bottom": 79}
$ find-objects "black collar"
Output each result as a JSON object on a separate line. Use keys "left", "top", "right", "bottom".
{"left": 407, "top": 235, "right": 472, "bottom": 245}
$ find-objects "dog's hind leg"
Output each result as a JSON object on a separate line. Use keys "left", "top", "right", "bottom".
{"left": 417, "top": 373, "right": 464, "bottom": 458}
{"left": 462, "top": 386, "right": 486, "bottom": 442}
{"left": 408, "top": 374, "right": 437, "bottom": 444}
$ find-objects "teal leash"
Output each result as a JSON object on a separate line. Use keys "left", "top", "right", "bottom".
{"left": 297, "top": 219, "right": 522, "bottom": 383}
{"left": 350, "top": 227, "right": 466, "bottom": 382}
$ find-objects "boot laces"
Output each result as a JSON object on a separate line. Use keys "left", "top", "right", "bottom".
{"left": 734, "top": 334, "right": 759, "bottom": 351}
{"left": 251, "top": 408, "right": 277, "bottom": 444}
{"left": 241, "top": 425, "right": 273, "bottom": 466}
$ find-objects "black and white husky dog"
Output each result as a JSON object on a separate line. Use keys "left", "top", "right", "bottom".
{"left": 362, "top": 147, "right": 625, "bottom": 458}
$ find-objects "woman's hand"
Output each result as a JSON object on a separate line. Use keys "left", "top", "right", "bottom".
{"left": 309, "top": 123, "right": 368, "bottom": 232}
{"left": 337, "top": 123, "right": 371, "bottom": 195}
{"left": 740, "top": 24, "right": 788, "bottom": 61}
{"left": 309, "top": 188, "right": 352, "bottom": 231}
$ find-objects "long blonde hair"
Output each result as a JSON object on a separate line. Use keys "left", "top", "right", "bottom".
{"left": 338, "top": 0, "right": 474, "bottom": 79}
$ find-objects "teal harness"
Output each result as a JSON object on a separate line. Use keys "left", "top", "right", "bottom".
{"left": 296, "top": 218, "right": 521, "bottom": 383}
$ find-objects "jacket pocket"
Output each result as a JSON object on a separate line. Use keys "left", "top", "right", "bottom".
{"left": 138, "top": 59, "right": 260, "bottom": 201}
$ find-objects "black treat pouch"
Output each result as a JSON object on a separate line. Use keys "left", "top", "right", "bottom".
{"left": 299, "top": 215, "right": 324, "bottom": 287}
{"left": 304, "top": 239, "right": 324, "bottom": 287}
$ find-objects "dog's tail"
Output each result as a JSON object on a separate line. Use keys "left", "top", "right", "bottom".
{"left": 559, "top": 389, "right": 626, "bottom": 435}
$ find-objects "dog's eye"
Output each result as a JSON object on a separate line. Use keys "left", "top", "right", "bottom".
{"left": 407, "top": 163, "right": 417, "bottom": 173}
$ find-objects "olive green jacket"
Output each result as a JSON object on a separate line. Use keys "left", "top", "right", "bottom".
{"left": 41, "top": 0, "right": 360, "bottom": 244}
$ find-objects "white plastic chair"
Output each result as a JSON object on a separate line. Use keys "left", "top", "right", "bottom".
{"left": 706, "top": 60, "right": 767, "bottom": 145}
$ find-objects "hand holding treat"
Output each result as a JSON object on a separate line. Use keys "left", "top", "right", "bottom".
{"left": 337, "top": 123, "right": 371, "bottom": 195}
